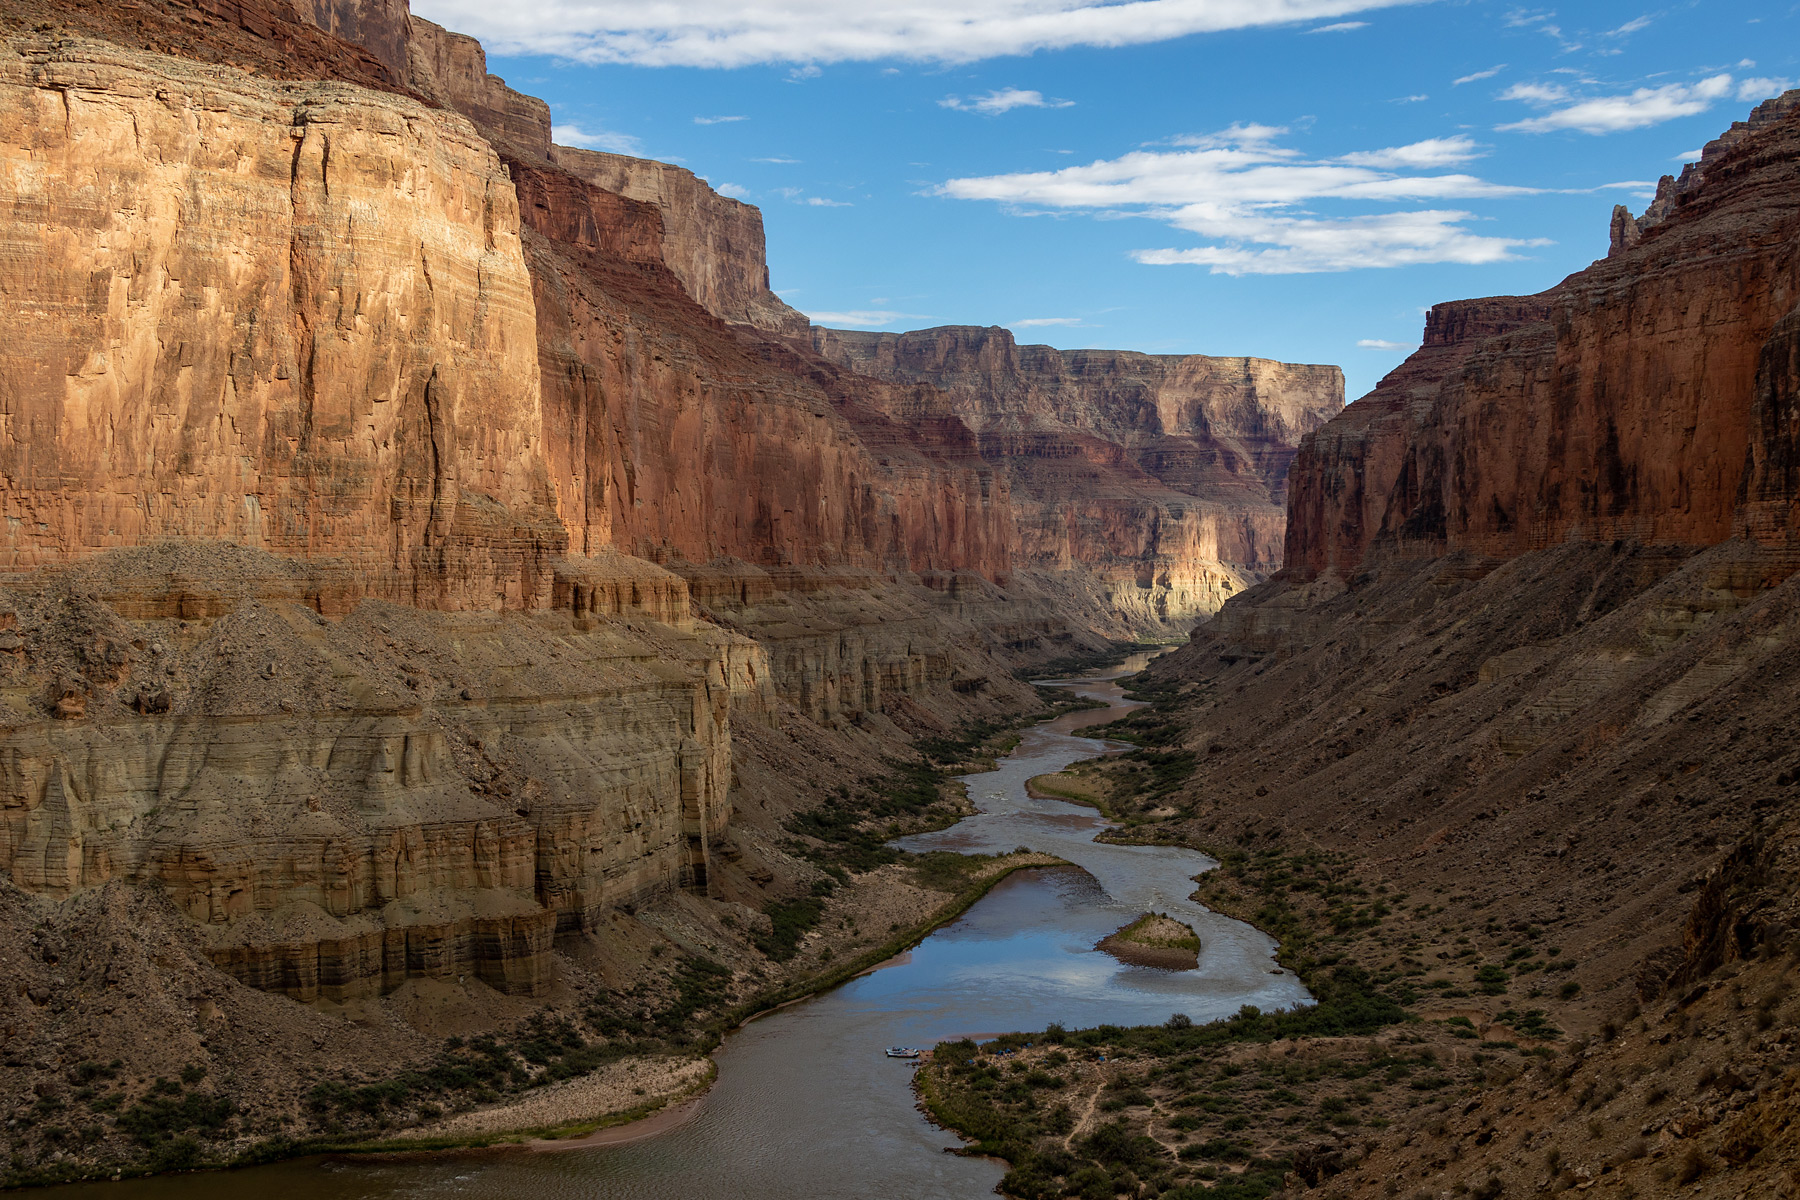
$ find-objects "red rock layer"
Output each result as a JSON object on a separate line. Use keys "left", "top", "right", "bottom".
{"left": 511, "top": 154, "right": 1014, "bottom": 577}
{"left": 0, "top": 31, "right": 565, "bottom": 611}
{"left": 811, "top": 325, "right": 1343, "bottom": 630}
{"left": 1284, "top": 95, "right": 1800, "bottom": 582}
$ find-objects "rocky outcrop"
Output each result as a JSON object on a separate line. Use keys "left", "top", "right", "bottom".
{"left": 1285, "top": 93, "right": 1800, "bottom": 583}
{"left": 278, "top": 1, "right": 801, "bottom": 335}
{"left": 0, "top": 32, "right": 564, "bottom": 611}
{"left": 513, "top": 155, "right": 1015, "bottom": 577}
{"left": 550, "top": 147, "right": 809, "bottom": 336}
{"left": 812, "top": 325, "right": 1343, "bottom": 632}
{"left": 402, "top": 14, "right": 550, "bottom": 160}
{"left": 0, "top": 546, "right": 741, "bottom": 1002}
{"left": 1610, "top": 89, "right": 1800, "bottom": 255}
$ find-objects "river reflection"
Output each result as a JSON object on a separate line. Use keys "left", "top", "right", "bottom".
{"left": 44, "top": 654, "right": 1308, "bottom": 1200}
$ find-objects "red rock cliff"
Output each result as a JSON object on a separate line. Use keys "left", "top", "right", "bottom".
{"left": 1284, "top": 92, "right": 1800, "bottom": 583}
{"left": 0, "top": 30, "right": 563, "bottom": 611}
{"left": 812, "top": 324, "right": 1343, "bottom": 631}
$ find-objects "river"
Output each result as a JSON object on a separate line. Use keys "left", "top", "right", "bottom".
{"left": 43, "top": 652, "right": 1307, "bottom": 1200}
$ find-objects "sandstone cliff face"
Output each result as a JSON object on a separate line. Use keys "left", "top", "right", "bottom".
{"left": 285, "top": 1, "right": 802, "bottom": 336}
{"left": 551, "top": 147, "right": 809, "bottom": 337}
{"left": 0, "top": 32, "right": 563, "bottom": 611}
{"left": 514, "top": 156, "right": 1015, "bottom": 579}
{"left": 1284, "top": 95, "right": 1800, "bottom": 583}
{"left": 402, "top": 14, "right": 550, "bottom": 160}
{"left": 812, "top": 324, "right": 1343, "bottom": 632}
{"left": 0, "top": 7, "right": 1071, "bottom": 1039}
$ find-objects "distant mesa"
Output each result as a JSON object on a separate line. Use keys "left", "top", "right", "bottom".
{"left": 1098, "top": 912, "right": 1201, "bottom": 970}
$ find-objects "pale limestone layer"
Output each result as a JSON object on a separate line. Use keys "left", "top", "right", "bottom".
{"left": 0, "top": 34, "right": 561, "bottom": 611}
{"left": 0, "top": 547, "right": 747, "bottom": 1003}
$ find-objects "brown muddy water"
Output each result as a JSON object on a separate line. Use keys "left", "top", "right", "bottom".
{"left": 44, "top": 653, "right": 1308, "bottom": 1199}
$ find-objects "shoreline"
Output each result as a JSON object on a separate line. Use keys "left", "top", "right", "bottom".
{"left": 17, "top": 658, "right": 1149, "bottom": 1191}
{"left": 346, "top": 662, "right": 1157, "bottom": 1167}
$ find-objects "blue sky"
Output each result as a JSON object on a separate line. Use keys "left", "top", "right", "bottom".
{"left": 414, "top": 0, "right": 1795, "bottom": 401}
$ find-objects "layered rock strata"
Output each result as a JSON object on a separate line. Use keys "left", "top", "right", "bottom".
{"left": 1140, "top": 94, "right": 1800, "bottom": 1200}
{"left": 0, "top": 546, "right": 741, "bottom": 1002}
{"left": 0, "top": 32, "right": 563, "bottom": 611}
{"left": 550, "top": 146, "right": 809, "bottom": 336}
{"left": 1286, "top": 91, "right": 1800, "bottom": 584}
{"left": 813, "top": 325, "right": 1342, "bottom": 634}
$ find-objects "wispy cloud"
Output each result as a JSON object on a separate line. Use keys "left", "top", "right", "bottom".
{"left": 805, "top": 309, "right": 925, "bottom": 327}
{"left": 1338, "top": 135, "right": 1483, "bottom": 168}
{"left": 1453, "top": 64, "right": 1505, "bottom": 86}
{"left": 694, "top": 114, "right": 748, "bottom": 125}
{"left": 1499, "top": 73, "right": 1790, "bottom": 134}
{"left": 1604, "top": 15, "right": 1653, "bottom": 37}
{"left": 752, "top": 156, "right": 801, "bottom": 163}
{"left": 1357, "top": 338, "right": 1418, "bottom": 350}
{"left": 551, "top": 122, "right": 643, "bottom": 154}
{"left": 805, "top": 197, "right": 853, "bottom": 207}
{"left": 716, "top": 182, "right": 751, "bottom": 198}
{"left": 1306, "top": 21, "right": 1367, "bottom": 33}
{"left": 939, "top": 123, "right": 1545, "bottom": 276}
{"left": 411, "top": 0, "right": 1427, "bottom": 68}
{"left": 1014, "top": 317, "right": 1084, "bottom": 327}
{"left": 941, "top": 88, "right": 1074, "bottom": 115}
{"left": 1503, "top": 7, "right": 1580, "bottom": 52}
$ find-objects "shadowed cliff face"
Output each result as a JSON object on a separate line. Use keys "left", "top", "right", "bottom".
{"left": 511, "top": 156, "right": 1016, "bottom": 579}
{"left": 1119, "top": 96, "right": 1800, "bottom": 1200}
{"left": 1283, "top": 93, "right": 1800, "bottom": 583}
{"left": 812, "top": 325, "right": 1344, "bottom": 634}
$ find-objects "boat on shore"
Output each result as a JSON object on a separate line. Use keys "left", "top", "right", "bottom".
{"left": 883, "top": 1047, "right": 922, "bottom": 1059}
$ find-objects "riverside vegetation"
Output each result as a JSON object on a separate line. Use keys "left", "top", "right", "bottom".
{"left": 1, "top": 691, "right": 1096, "bottom": 1187}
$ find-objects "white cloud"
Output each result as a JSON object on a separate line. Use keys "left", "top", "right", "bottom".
{"left": 1339, "top": 134, "right": 1483, "bottom": 168}
{"left": 1673, "top": 148, "right": 1702, "bottom": 161}
{"left": 551, "top": 122, "right": 643, "bottom": 154}
{"left": 806, "top": 197, "right": 853, "bottom": 206}
{"left": 805, "top": 309, "right": 923, "bottom": 327}
{"left": 939, "top": 124, "right": 1544, "bottom": 276}
{"left": 1306, "top": 21, "right": 1367, "bottom": 32}
{"left": 694, "top": 114, "right": 748, "bottom": 124}
{"left": 1499, "top": 74, "right": 1741, "bottom": 134}
{"left": 1453, "top": 64, "right": 1505, "bottom": 86}
{"left": 941, "top": 88, "right": 1075, "bottom": 114}
{"left": 1392, "top": 94, "right": 1429, "bottom": 103}
{"left": 1739, "top": 77, "right": 1796, "bottom": 102}
{"left": 716, "top": 182, "right": 751, "bottom": 198}
{"left": 1014, "top": 317, "right": 1084, "bottom": 326}
{"left": 410, "top": 0, "right": 1427, "bottom": 68}
{"left": 1604, "top": 15, "right": 1652, "bottom": 37}
{"left": 1498, "top": 81, "right": 1569, "bottom": 105}
{"left": 752, "top": 156, "right": 801, "bottom": 163}
{"left": 1357, "top": 338, "right": 1418, "bottom": 350}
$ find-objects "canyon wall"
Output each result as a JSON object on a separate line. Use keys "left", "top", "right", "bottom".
{"left": 0, "top": 545, "right": 740, "bottom": 1002}
{"left": 0, "top": 32, "right": 563, "bottom": 612}
{"left": 550, "top": 147, "right": 809, "bottom": 337}
{"left": 1284, "top": 90, "right": 1800, "bottom": 584}
{"left": 0, "top": 4, "right": 1071, "bottom": 1026}
{"left": 813, "top": 325, "right": 1343, "bottom": 632}
{"left": 1141, "top": 96, "right": 1800, "bottom": 1200}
